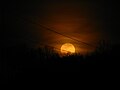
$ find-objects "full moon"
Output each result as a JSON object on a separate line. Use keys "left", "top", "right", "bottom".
{"left": 61, "top": 43, "right": 75, "bottom": 54}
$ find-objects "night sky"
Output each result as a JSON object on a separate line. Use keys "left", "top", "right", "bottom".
{"left": 2, "top": 0, "right": 119, "bottom": 54}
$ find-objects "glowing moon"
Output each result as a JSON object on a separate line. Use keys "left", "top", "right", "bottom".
{"left": 61, "top": 43, "right": 75, "bottom": 54}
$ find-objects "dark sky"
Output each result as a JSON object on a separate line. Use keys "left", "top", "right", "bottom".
{"left": 2, "top": 0, "right": 119, "bottom": 53}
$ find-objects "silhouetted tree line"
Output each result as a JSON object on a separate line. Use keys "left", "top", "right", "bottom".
{"left": 0, "top": 41, "right": 120, "bottom": 83}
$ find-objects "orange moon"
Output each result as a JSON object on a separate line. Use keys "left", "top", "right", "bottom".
{"left": 61, "top": 43, "right": 75, "bottom": 54}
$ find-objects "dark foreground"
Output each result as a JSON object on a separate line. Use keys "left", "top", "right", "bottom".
{"left": 0, "top": 43, "right": 120, "bottom": 83}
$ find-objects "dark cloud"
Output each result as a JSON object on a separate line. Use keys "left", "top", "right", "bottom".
{"left": 2, "top": 0, "right": 119, "bottom": 53}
